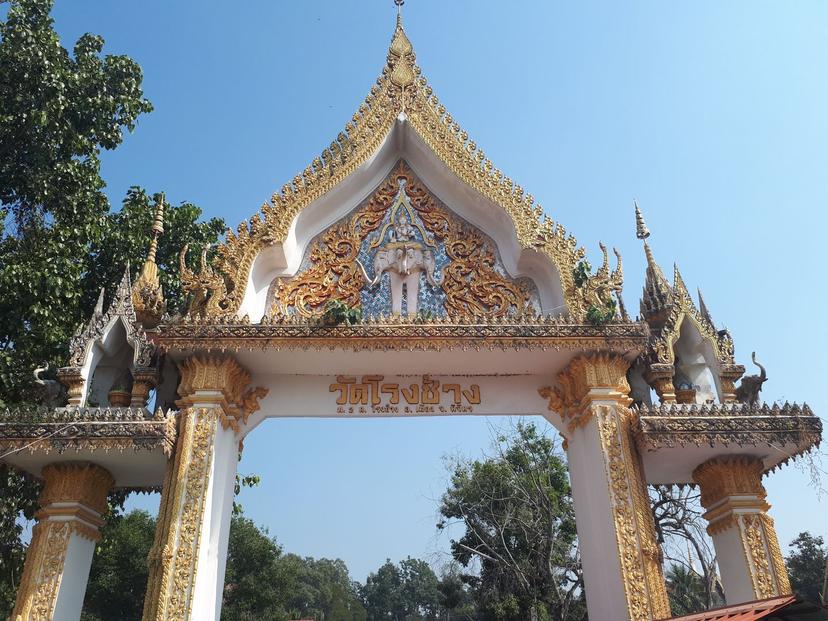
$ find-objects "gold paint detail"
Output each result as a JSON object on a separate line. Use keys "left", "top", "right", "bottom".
{"left": 11, "top": 463, "right": 113, "bottom": 621}
{"left": 742, "top": 514, "right": 776, "bottom": 599}
{"left": 188, "top": 20, "right": 601, "bottom": 321}
{"left": 267, "top": 163, "right": 533, "bottom": 320}
{"left": 761, "top": 513, "right": 792, "bottom": 595}
{"left": 692, "top": 455, "right": 765, "bottom": 511}
{"left": 179, "top": 244, "right": 228, "bottom": 317}
{"left": 39, "top": 462, "right": 113, "bottom": 516}
{"left": 11, "top": 521, "right": 73, "bottom": 621}
{"left": 633, "top": 402, "right": 822, "bottom": 463}
{"left": 158, "top": 317, "right": 649, "bottom": 354}
{"left": 541, "top": 353, "right": 670, "bottom": 619}
{"left": 693, "top": 455, "right": 791, "bottom": 599}
{"left": 133, "top": 195, "right": 167, "bottom": 327}
{"left": 142, "top": 408, "right": 220, "bottom": 621}
{"left": 176, "top": 355, "right": 268, "bottom": 433}
{"left": 538, "top": 352, "right": 631, "bottom": 434}
{"left": 0, "top": 406, "right": 178, "bottom": 458}
{"left": 596, "top": 405, "right": 671, "bottom": 621}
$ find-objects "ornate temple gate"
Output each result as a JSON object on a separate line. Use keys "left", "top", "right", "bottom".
{"left": 1, "top": 15, "right": 821, "bottom": 621}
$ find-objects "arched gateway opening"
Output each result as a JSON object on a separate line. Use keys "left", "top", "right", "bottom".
{"left": 0, "top": 15, "right": 820, "bottom": 621}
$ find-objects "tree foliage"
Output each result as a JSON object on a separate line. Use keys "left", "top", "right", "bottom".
{"left": 361, "top": 558, "right": 441, "bottom": 621}
{"left": 437, "top": 423, "right": 585, "bottom": 621}
{"left": 81, "top": 510, "right": 158, "bottom": 621}
{"left": 650, "top": 485, "right": 723, "bottom": 613}
{"left": 0, "top": 1, "right": 225, "bottom": 614}
{"left": 786, "top": 532, "right": 827, "bottom": 605}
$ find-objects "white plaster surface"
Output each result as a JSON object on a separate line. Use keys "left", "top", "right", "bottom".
{"left": 52, "top": 532, "right": 96, "bottom": 621}
{"left": 242, "top": 374, "right": 557, "bottom": 436}
{"left": 188, "top": 413, "right": 239, "bottom": 621}
{"left": 712, "top": 524, "right": 756, "bottom": 605}
{"left": 547, "top": 405, "right": 630, "bottom": 621}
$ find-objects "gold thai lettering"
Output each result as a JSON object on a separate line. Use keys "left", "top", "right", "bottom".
{"left": 462, "top": 385, "right": 481, "bottom": 404}
{"left": 381, "top": 383, "right": 400, "bottom": 404}
{"left": 421, "top": 376, "right": 440, "bottom": 404}
{"left": 442, "top": 384, "right": 461, "bottom": 404}
{"left": 401, "top": 384, "right": 420, "bottom": 404}
{"left": 328, "top": 376, "right": 481, "bottom": 411}
{"left": 329, "top": 376, "right": 356, "bottom": 405}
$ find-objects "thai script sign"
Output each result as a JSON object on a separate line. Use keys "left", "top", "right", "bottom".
{"left": 329, "top": 375, "right": 481, "bottom": 414}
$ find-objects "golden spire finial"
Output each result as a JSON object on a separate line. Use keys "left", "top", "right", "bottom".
{"left": 132, "top": 194, "right": 167, "bottom": 327}
{"left": 634, "top": 199, "right": 650, "bottom": 240}
{"left": 146, "top": 193, "right": 165, "bottom": 264}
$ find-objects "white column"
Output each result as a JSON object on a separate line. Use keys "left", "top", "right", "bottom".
{"left": 190, "top": 419, "right": 239, "bottom": 619}
{"left": 142, "top": 354, "right": 267, "bottom": 621}
{"left": 12, "top": 463, "right": 113, "bottom": 621}
{"left": 693, "top": 456, "right": 791, "bottom": 604}
{"left": 541, "top": 353, "right": 671, "bottom": 621}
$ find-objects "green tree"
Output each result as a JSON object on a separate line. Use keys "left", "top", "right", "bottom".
{"left": 435, "top": 567, "right": 476, "bottom": 620}
{"left": 437, "top": 423, "right": 585, "bottom": 621}
{"left": 81, "top": 510, "right": 158, "bottom": 621}
{"left": 786, "top": 532, "right": 827, "bottom": 605}
{"left": 0, "top": 2, "right": 225, "bottom": 614}
{"left": 280, "top": 555, "right": 367, "bottom": 621}
{"left": 222, "top": 515, "right": 292, "bottom": 621}
{"left": 361, "top": 558, "right": 441, "bottom": 621}
{"left": 0, "top": 0, "right": 152, "bottom": 401}
{"left": 664, "top": 564, "right": 708, "bottom": 617}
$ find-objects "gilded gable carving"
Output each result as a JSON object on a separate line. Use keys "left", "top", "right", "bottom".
{"left": 266, "top": 162, "right": 539, "bottom": 320}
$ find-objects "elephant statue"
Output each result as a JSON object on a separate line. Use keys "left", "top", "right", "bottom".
{"left": 359, "top": 243, "right": 442, "bottom": 315}
{"left": 735, "top": 352, "right": 767, "bottom": 406}
{"left": 33, "top": 363, "right": 67, "bottom": 409}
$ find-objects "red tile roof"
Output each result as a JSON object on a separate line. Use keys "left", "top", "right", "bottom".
{"left": 668, "top": 595, "right": 797, "bottom": 621}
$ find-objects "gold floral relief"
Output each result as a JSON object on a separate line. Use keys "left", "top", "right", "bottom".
{"left": 267, "top": 162, "right": 535, "bottom": 320}
{"left": 269, "top": 225, "right": 365, "bottom": 319}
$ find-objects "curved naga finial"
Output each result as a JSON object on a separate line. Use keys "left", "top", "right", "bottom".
{"left": 179, "top": 244, "right": 228, "bottom": 317}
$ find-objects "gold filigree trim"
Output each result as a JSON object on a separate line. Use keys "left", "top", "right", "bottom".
{"left": 539, "top": 352, "right": 631, "bottom": 432}
{"left": 195, "top": 18, "right": 599, "bottom": 320}
{"left": 11, "top": 521, "right": 73, "bottom": 620}
{"left": 596, "top": 405, "right": 671, "bottom": 620}
{"left": 176, "top": 355, "right": 268, "bottom": 433}
{"left": 648, "top": 266, "right": 734, "bottom": 366}
{"left": 142, "top": 408, "right": 220, "bottom": 621}
{"left": 267, "top": 163, "right": 534, "bottom": 320}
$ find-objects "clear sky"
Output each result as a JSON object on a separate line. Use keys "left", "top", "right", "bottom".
{"left": 47, "top": 1, "right": 828, "bottom": 581}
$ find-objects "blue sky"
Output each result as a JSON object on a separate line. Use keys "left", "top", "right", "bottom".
{"left": 48, "top": 1, "right": 828, "bottom": 580}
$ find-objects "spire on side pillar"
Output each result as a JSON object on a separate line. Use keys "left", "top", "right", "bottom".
{"left": 132, "top": 195, "right": 167, "bottom": 328}
{"left": 635, "top": 201, "right": 672, "bottom": 326}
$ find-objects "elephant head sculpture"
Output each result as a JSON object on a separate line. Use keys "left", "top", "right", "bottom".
{"left": 734, "top": 352, "right": 767, "bottom": 406}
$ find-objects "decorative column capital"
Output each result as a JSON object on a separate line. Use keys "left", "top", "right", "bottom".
{"left": 176, "top": 354, "right": 268, "bottom": 432}
{"left": 644, "top": 362, "right": 676, "bottom": 404}
{"left": 719, "top": 364, "right": 746, "bottom": 403}
{"left": 539, "top": 353, "right": 631, "bottom": 430}
{"left": 693, "top": 455, "right": 766, "bottom": 513}
{"left": 692, "top": 454, "right": 790, "bottom": 601}
{"left": 39, "top": 462, "right": 113, "bottom": 519}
